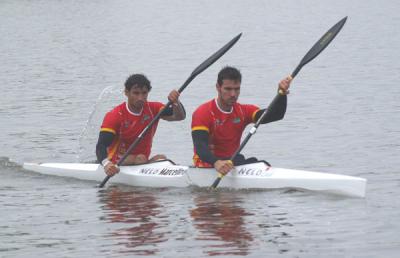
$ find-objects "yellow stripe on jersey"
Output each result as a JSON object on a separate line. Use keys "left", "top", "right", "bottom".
{"left": 107, "top": 139, "right": 120, "bottom": 160}
{"left": 100, "top": 128, "right": 116, "bottom": 134}
{"left": 252, "top": 109, "right": 260, "bottom": 123}
{"left": 192, "top": 126, "right": 209, "bottom": 132}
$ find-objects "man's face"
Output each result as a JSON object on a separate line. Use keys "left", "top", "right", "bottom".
{"left": 125, "top": 86, "right": 149, "bottom": 110}
{"left": 217, "top": 79, "right": 241, "bottom": 107}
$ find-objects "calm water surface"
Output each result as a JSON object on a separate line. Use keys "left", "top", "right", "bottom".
{"left": 1, "top": 0, "right": 399, "bottom": 257}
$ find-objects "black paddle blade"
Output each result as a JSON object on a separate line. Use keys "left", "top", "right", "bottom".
{"left": 291, "top": 16, "right": 347, "bottom": 78}
{"left": 191, "top": 33, "right": 242, "bottom": 78}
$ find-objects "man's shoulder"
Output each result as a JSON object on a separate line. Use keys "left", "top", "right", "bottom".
{"left": 194, "top": 99, "right": 214, "bottom": 112}
{"left": 234, "top": 102, "right": 259, "bottom": 110}
{"left": 102, "top": 102, "right": 125, "bottom": 127}
{"left": 233, "top": 102, "right": 260, "bottom": 121}
{"left": 234, "top": 101, "right": 249, "bottom": 107}
{"left": 146, "top": 101, "right": 164, "bottom": 112}
{"left": 108, "top": 102, "right": 126, "bottom": 115}
{"left": 191, "top": 100, "right": 213, "bottom": 121}
{"left": 147, "top": 101, "right": 163, "bottom": 106}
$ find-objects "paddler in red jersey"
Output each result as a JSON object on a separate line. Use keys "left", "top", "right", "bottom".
{"left": 191, "top": 66, "right": 292, "bottom": 175}
{"left": 96, "top": 73, "right": 186, "bottom": 176}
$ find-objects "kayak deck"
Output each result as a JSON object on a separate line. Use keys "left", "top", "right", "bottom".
{"left": 22, "top": 161, "right": 367, "bottom": 197}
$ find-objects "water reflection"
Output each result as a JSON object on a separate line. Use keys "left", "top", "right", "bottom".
{"left": 98, "top": 187, "right": 167, "bottom": 256}
{"left": 190, "top": 191, "right": 254, "bottom": 256}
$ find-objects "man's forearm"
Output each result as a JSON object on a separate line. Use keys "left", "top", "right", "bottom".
{"left": 192, "top": 130, "right": 218, "bottom": 165}
{"left": 171, "top": 101, "right": 186, "bottom": 120}
{"left": 255, "top": 94, "right": 287, "bottom": 124}
{"left": 162, "top": 102, "right": 186, "bottom": 121}
{"left": 96, "top": 131, "right": 114, "bottom": 163}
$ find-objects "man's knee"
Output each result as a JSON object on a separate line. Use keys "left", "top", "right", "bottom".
{"left": 122, "top": 154, "right": 148, "bottom": 165}
{"left": 150, "top": 154, "right": 166, "bottom": 162}
{"left": 134, "top": 154, "right": 148, "bottom": 164}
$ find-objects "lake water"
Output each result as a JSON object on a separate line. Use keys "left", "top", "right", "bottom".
{"left": 1, "top": 0, "right": 399, "bottom": 257}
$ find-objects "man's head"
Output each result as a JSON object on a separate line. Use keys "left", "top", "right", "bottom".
{"left": 216, "top": 66, "right": 241, "bottom": 109}
{"left": 124, "top": 74, "right": 152, "bottom": 111}
{"left": 217, "top": 66, "right": 241, "bottom": 86}
{"left": 125, "top": 74, "right": 152, "bottom": 92}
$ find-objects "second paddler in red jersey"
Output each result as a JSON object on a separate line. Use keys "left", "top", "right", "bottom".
{"left": 191, "top": 66, "right": 292, "bottom": 175}
{"left": 96, "top": 74, "right": 186, "bottom": 176}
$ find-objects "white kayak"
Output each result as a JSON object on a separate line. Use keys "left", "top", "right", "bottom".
{"left": 23, "top": 160, "right": 367, "bottom": 197}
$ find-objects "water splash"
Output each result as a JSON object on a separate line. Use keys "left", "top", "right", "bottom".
{"left": 77, "top": 86, "right": 123, "bottom": 162}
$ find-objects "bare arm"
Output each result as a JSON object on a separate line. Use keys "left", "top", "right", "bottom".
{"left": 161, "top": 89, "right": 186, "bottom": 121}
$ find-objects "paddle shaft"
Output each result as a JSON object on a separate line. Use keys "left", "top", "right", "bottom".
{"left": 99, "top": 33, "right": 242, "bottom": 188}
{"left": 210, "top": 17, "right": 347, "bottom": 189}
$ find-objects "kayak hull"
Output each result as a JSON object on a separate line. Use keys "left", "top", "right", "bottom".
{"left": 23, "top": 161, "right": 367, "bottom": 197}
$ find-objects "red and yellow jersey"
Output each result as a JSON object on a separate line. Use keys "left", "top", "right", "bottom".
{"left": 100, "top": 101, "right": 164, "bottom": 163}
{"left": 191, "top": 99, "right": 259, "bottom": 167}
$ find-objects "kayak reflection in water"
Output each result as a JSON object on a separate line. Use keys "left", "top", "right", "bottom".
{"left": 190, "top": 192, "right": 254, "bottom": 256}
{"left": 98, "top": 187, "right": 167, "bottom": 256}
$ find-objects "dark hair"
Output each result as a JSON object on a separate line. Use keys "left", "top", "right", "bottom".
{"left": 217, "top": 66, "right": 241, "bottom": 86}
{"left": 124, "top": 74, "right": 152, "bottom": 91}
